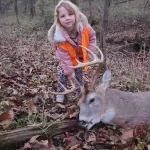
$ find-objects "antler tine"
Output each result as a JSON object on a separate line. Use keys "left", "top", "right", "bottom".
{"left": 49, "top": 78, "right": 78, "bottom": 95}
{"left": 71, "top": 45, "right": 104, "bottom": 69}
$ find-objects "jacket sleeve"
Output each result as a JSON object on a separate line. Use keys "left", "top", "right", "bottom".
{"left": 56, "top": 46, "right": 74, "bottom": 76}
{"left": 88, "top": 25, "right": 97, "bottom": 53}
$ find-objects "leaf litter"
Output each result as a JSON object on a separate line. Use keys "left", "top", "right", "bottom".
{"left": 0, "top": 22, "right": 150, "bottom": 149}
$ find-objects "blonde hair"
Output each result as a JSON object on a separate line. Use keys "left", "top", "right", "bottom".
{"left": 54, "top": 0, "right": 82, "bottom": 32}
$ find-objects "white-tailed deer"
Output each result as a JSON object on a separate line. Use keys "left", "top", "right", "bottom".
{"left": 49, "top": 45, "right": 150, "bottom": 130}
{"left": 79, "top": 70, "right": 150, "bottom": 130}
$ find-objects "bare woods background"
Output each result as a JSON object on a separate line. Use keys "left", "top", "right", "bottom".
{"left": 0, "top": 0, "right": 150, "bottom": 149}
{"left": 0, "top": 0, "right": 150, "bottom": 92}
{"left": 0, "top": 0, "right": 150, "bottom": 28}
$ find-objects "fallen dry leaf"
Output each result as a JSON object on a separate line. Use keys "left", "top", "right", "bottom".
{"left": 27, "top": 100, "right": 38, "bottom": 115}
{"left": 21, "top": 141, "right": 51, "bottom": 150}
{"left": 22, "top": 142, "right": 32, "bottom": 149}
{"left": 29, "top": 135, "right": 40, "bottom": 143}
{"left": 20, "top": 136, "right": 57, "bottom": 150}
{"left": 48, "top": 136, "right": 57, "bottom": 150}
{"left": 65, "top": 136, "right": 82, "bottom": 150}
{"left": 56, "top": 103, "right": 66, "bottom": 109}
{"left": 66, "top": 105, "right": 79, "bottom": 119}
{"left": 25, "top": 88, "right": 38, "bottom": 97}
{"left": 8, "top": 97, "right": 23, "bottom": 106}
{"left": 82, "top": 143, "right": 91, "bottom": 149}
{"left": 133, "top": 123, "right": 148, "bottom": 138}
{"left": 109, "top": 135, "right": 120, "bottom": 144}
{"left": 120, "top": 128, "right": 133, "bottom": 144}
{"left": 86, "top": 132, "right": 97, "bottom": 143}
{"left": 0, "top": 110, "right": 14, "bottom": 128}
{"left": 69, "top": 144, "right": 80, "bottom": 150}
{"left": 32, "top": 140, "right": 57, "bottom": 150}
{"left": 44, "top": 112, "right": 64, "bottom": 120}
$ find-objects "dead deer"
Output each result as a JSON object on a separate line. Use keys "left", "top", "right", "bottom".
{"left": 49, "top": 45, "right": 150, "bottom": 130}
{"left": 79, "top": 69, "right": 150, "bottom": 130}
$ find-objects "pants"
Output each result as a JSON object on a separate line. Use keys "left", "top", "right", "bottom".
{"left": 57, "top": 66, "right": 84, "bottom": 93}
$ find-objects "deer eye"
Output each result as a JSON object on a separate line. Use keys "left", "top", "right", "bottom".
{"left": 89, "top": 98, "right": 95, "bottom": 104}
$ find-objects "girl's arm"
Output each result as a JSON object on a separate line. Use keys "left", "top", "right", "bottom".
{"left": 56, "top": 47, "right": 74, "bottom": 76}
{"left": 88, "top": 26, "right": 97, "bottom": 53}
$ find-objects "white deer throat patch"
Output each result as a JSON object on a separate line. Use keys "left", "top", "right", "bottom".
{"left": 101, "top": 108, "right": 115, "bottom": 123}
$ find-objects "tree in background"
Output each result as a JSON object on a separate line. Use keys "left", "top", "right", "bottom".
{"left": 23, "top": 0, "right": 28, "bottom": 14}
{"left": 0, "top": 0, "right": 2, "bottom": 13}
{"left": 97, "top": 0, "right": 111, "bottom": 71}
{"left": 144, "top": 0, "right": 150, "bottom": 10}
{"left": 70, "top": 0, "right": 78, "bottom": 5}
{"left": 2, "top": 0, "right": 13, "bottom": 14}
{"left": 14, "top": 0, "right": 19, "bottom": 23}
{"left": 29, "top": 0, "right": 36, "bottom": 18}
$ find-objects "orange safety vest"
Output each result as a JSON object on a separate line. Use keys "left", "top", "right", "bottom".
{"left": 58, "top": 24, "right": 90, "bottom": 71}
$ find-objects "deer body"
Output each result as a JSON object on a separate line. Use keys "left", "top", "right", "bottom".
{"left": 49, "top": 44, "right": 150, "bottom": 130}
{"left": 79, "top": 70, "right": 150, "bottom": 129}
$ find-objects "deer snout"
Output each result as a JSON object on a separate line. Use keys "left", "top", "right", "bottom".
{"left": 78, "top": 120, "right": 87, "bottom": 128}
{"left": 78, "top": 120, "right": 93, "bottom": 130}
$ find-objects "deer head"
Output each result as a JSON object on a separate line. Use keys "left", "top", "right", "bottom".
{"left": 78, "top": 69, "right": 150, "bottom": 130}
{"left": 78, "top": 69, "right": 113, "bottom": 129}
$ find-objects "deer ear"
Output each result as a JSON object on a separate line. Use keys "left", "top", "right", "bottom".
{"left": 95, "top": 69, "right": 112, "bottom": 93}
{"left": 101, "top": 69, "right": 112, "bottom": 90}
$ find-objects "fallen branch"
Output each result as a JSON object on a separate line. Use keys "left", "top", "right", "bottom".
{"left": 0, "top": 120, "right": 77, "bottom": 149}
{"left": 114, "top": 0, "right": 134, "bottom": 5}
{"left": 108, "top": 43, "right": 134, "bottom": 52}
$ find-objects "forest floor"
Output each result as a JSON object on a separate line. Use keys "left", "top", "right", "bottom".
{"left": 0, "top": 18, "right": 150, "bottom": 150}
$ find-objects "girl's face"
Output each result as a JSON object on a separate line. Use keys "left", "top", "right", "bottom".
{"left": 58, "top": 6, "right": 75, "bottom": 32}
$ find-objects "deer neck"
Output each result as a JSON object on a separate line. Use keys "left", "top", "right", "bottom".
{"left": 98, "top": 90, "right": 116, "bottom": 124}
{"left": 101, "top": 108, "right": 116, "bottom": 123}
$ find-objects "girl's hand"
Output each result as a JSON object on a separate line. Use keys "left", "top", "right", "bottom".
{"left": 88, "top": 52, "right": 99, "bottom": 60}
{"left": 68, "top": 73, "right": 75, "bottom": 80}
{"left": 88, "top": 53, "right": 93, "bottom": 60}
{"left": 68, "top": 74, "right": 72, "bottom": 80}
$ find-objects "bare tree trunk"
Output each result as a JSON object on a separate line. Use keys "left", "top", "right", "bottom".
{"left": 0, "top": 0, "right": 2, "bottom": 14}
{"left": 0, "top": 120, "right": 77, "bottom": 150}
{"left": 2, "top": 0, "right": 13, "bottom": 14}
{"left": 103, "top": 0, "right": 110, "bottom": 32}
{"left": 70, "top": 0, "right": 78, "bottom": 5}
{"left": 88, "top": 0, "right": 92, "bottom": 23}
{"left": 144, "top": 0, "right": 150, "bottom": 10}
{"left": 23, "top": 0, "right": 28, "bottom": 14}
{"left": 114, "top": 0, "right": 126, "bottom": 5}
{"left": 114, "top": 0, "right": 134, "bottom": 5}
{"left": 33, "top": 0, "right": 36, "bottom": 14}
{"left": 54, "top": 0, "right": 58, "bottom": 4}
{"left": 39, "top": 0, "right": 48, "bottom": 27}
{"left": 98, "top": 0, "right": 111, "bottom": 71}
{"left": 14, "top": 0, "right": 19, "bottom": 24}
{"left": 29, "top": 0, "right": 35, "bottom": 18}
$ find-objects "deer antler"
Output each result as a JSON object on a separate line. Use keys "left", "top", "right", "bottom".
{"left": 70, "top": 45, "right": 104, "bottom": 68}
{"left": 49, "top": 77, "right": 79, "bottom": 95}
{"left": 49, "top": 45, "right": 104, "bottom": 95}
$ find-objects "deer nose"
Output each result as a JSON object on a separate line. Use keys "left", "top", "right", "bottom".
{"left": 78, "top": 120, "right": 87, "bottom": 128}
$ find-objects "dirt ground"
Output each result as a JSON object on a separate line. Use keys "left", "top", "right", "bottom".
{"left": 0, "top": 5, "right": 150, "bottom": 149}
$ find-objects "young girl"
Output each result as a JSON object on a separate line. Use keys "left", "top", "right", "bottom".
{"left": 48, "top": 0, "right": 97, "bottom": 103}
